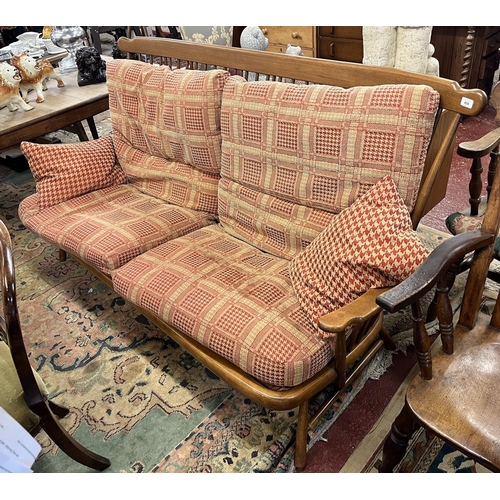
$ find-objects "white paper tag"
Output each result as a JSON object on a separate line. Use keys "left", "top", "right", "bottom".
{"left": 0, "top": 407, "right": 41, "bottom": 472}
{"left": 460, "top": 97, "right": 474, "bottom": 109}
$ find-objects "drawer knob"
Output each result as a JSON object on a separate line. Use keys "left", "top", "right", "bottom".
{"left": 261, "top": 28, "right": 268, "bottom": 35}
{"left": 291, "top": 31, "right": 299, "bottom": 39}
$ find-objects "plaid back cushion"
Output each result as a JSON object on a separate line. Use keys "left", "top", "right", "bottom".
{"left": 107, "top": 59, "right": 229, "bottom": 213}
{"left": 289, "top": 175, "right": 429, "bottom": 336}
{"left": 219, "top": 77, "right": 440, "bottom": 259}
{"left": 20, "top": 137, "right": 127, "bottom": 210}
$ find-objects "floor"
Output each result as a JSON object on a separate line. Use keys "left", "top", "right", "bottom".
{"left": 299, "top": 101, "right": 500, "bottom": 473}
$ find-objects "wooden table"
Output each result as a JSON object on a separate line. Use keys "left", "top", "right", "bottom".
{"left": 0, "top": 62, "right": 109, "bottom": 151}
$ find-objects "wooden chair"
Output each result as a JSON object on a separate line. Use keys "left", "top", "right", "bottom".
{"left": 0, "top": 218, "right": 110, "bottom": 471}
{"left": 87, "top": 26, "right": 144, "bottom": 54}
{"left": 444, "top": 81, "right": 500, "bottom": 283}
{"left": 375, "top": 138, "right": 500, "bottom": 472}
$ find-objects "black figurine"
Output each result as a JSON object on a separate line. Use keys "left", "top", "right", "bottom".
{"left": 76, "top": 47, "right": 106, "bottom": 87}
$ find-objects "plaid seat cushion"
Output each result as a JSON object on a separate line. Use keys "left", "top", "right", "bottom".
{"left": 219, "top": 77, "right": 440, "bottom": 258}
{"left": 19, "top": 185, "right": 217, "bottom": 274}
{"left": 111, "top": 225, "right": 332, "bottom": 388}
{"left": 107, "top": 60, "right": 229, "bottom": 213}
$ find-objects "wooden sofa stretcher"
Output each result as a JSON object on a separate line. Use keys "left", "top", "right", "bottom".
{"left": 33, "top": 37, "right": 488, "bottom": 470}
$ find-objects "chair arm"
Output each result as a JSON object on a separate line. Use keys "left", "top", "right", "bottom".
{"left": 376, "top": 230, "right": 494, "bottom": 313}
{"left": 457, "top": 127, "right": 500, "bottom": 158}
{"left": 318, "top": 288, "right": 391, "bottom": 333}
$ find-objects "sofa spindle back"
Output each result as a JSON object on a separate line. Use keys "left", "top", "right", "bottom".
{"left": 118, "top": 37, "right": 488, "bottom": 229}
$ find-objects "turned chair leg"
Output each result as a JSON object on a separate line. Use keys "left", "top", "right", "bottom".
{"left": 36, "top": 401, "right": 110, "bottom": 471}
{"left": 378, "top": 402, "right": 418, "bottom": 472}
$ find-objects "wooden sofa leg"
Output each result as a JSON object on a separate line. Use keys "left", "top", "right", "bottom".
{"left": 294, "top": 400, "right": 309, "bottom": 471}
{"left": 59, "top": 249, "right": 67, "bottom": 262}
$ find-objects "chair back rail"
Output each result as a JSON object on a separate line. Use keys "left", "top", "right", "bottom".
{"left": 117, "top": 37, "right": 488, "bottom": 227}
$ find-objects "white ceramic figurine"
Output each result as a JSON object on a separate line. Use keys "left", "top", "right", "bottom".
{"left": 10, "top": 52, "right": 64, "bottom": 103}
{"left": 0, "top": 62, "right": 34, "bottom": 111}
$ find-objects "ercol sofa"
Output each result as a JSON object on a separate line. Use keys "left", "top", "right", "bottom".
{"left": 18, "top": 37, "right": 487, "bottom": 470}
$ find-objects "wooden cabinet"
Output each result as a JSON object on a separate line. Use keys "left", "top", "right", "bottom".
{"left": 316, "top": 26, "right": 363, "bottom": 62}
{"left": 259, "top": 26, "right": 316, "bottom": 57}
{"left": 233, "top": 27, "right": 500, "bottom": 96}
{"left": 233, "top": 26, "right": 362, "bottom": 60}
{"left": 431, "top": 26, "right": 500, "bottom": 96}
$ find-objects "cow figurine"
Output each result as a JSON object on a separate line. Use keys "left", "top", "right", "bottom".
{"left": 10, "top": 53, "right": 64, "bottom": 103}
{"left": 0, "top": 62, "right": 34, "bottom": 112}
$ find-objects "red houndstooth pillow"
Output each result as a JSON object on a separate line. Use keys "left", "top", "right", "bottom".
{"left": 289, "top": 175, "right": 429, "bottom": 338}
{"left": 21, "top": 137, "right": 127, "bottom": 209}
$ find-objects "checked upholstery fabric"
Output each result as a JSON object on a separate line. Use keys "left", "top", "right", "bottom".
{"left": 218, "top": 77, "right": 440, "bottom": 260}
{"left": 111, "top": 78, "right": 440, "bottom": 388}
{"left": 19, "top": 185, "right": 216, "bottom": 274}
{"left": 112, "top": 224, "right": 332, "bottom": 388}
{"left": 20, "top": 137, "right": 126, "bottom": 209}
{"left": 108, "top": 60, "right": 228, "bottom": 214}
{"left": 19, "top": 62, "right": 229, "bottom": 275}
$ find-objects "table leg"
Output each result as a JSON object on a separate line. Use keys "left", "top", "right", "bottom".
{"left": 87, "top": 117, "right": 99, "bottom": 140}
{"left": 71, "top": 122, "right": 89, "bottom": 142}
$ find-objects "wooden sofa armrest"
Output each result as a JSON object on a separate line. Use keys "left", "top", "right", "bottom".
{"left": 318, "top": 288, "right": 391, "bottom": 333}
{"left": 376, "top": 230, "right": 495, "bottom": 314}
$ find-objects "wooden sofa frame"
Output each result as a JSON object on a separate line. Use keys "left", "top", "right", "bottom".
{"left": 58, "top": 37, "right": 487, "bottom": 470}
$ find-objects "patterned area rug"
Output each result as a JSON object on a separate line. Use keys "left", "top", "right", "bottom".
{"left": 362, "top": 427, "right": 490, "bottom": 473}
{"left": 0, "top": 126, "right": 469, "bottom": 473}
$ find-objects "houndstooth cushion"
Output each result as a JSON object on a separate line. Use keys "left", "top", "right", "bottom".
{"left": 289, "top": 175, "right": 429, "bottom": 337}
{"left": 21, "top": 137, "right": 127, "bottom": 209}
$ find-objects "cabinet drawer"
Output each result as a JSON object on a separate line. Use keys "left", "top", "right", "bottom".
{"left": 318, "top": 38, "right": 363, "bottom": 62}
{"left": 482, "top": 30, "right": 500, "bottom": 57}
{"left": 260, "top": 26, "right": 314, "bottom": 49}
{"left": 265, "top": 44, "right": 314, "bottom": 57}
{"left": 318, "top": 26, "right": 363, "bottom": 39}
